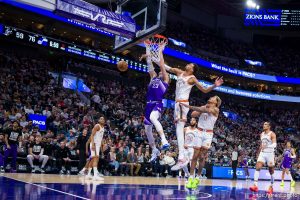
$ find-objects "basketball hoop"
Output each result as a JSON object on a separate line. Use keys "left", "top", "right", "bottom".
{"left": 144, "top": 34, "right": 168, "bottom": 63}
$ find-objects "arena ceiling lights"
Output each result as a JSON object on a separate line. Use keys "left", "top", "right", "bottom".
{"left": 246, "top": 0, "right": 260, "bottom": 9}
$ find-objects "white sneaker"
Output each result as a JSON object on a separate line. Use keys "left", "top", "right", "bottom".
{"left": 93, "top": 175, "right": 104, "bottom": 181}
{"left": 171, "top": 158, "right": 189, "bottom": 171}
{"left": 202, "top": 175, "right": 207, "bottom": 179}
{"left": 78, "top": 171, "right": 86, "bottom": 176}
{"left": 149, "top": 149, "right": 160, "bottom": 162}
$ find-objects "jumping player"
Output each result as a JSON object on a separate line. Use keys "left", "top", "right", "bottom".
{"left": 239, "top": 151, "right": 250, "bottom": 180}
{"left": 280, "top": 141, "right": 296, "bottom": 187}
{"left": 139, "top": 51, "right": 170, "bottom": 162}
{"left": 157, "top": 52, "right": 223, "bottom": 170}
{"left": 250, "top": 122, "right": 277, "bottom": 195}
{"left": 182, "top": 117, "right": 199, "bottom": 178}
{"left": 88, "top": 117, "right": 105, "bottom": 181}
{"left": 182, "top": 96, "right": 221, "bottom": 189}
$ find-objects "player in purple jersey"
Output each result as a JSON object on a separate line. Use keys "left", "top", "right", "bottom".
{"left": 239, "top": 151, "right": 250, "bottom": 180}
{"left": 280, "top": 141, "right": 296, "bottom": 187}
{"left": 140, "top": 51, "right": 170, "bottom": 162}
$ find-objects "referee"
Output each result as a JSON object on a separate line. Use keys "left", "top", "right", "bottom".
{"left": 231, "top": 146, "right": 238, "bottom": 180}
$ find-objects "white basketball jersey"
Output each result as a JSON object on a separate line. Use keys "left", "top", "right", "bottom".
{"left": 175, "top": 73, "right": 194, "bottom": 100}
{"left": 94, "top": 125, "right": 104, "bottom": 145}
{"left": 184, "top": 127, "right": 199, "bottom": 147}
{"left": 198, "top": 113, "right": 217, "bottom": 130}
{"left": 261, "top": 131, "right": 274, "bottom": 153}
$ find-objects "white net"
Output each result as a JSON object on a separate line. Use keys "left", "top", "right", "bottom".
{"left": 144, "top": 35, "right": 168, "bottom": 63}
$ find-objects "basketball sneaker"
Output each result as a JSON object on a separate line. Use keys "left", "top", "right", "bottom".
{"left": 149, "top": 148, "right": 160, "bottom": 162}
{"left": 249, "top": 185, "right": 258, "bottom": 192}
{"left": 78, "top": 170, "right": 86, "bottom": 176}
{"left": 171, "top": 158, "right": 189, "bottom": 171}
{"left": 0, "top": 167, "right": 4, "bottom": 173}
{"left": 191, "top": 177, "right": 200, "bottom": 189}
{"left": 280, "top": 181, "right": 284, "bottom": 187}
{"left": 186, "top": 177, "right": 194, "bottom": 189}
{"left": 161, "top": 141, "right": 170, "bottom": 150}
{"left": 40, "top": 168, "right": 45, "bottom": 173}
{"left": 291, "top": 180, "right": 296, "bottom": 187}
{"left": 31, "top": 167, "right": 36, "bottom": 173}
{"left": 267, "top": 186, "right": 273, "bottom": 195}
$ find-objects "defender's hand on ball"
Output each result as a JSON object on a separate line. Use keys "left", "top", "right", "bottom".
{"left": 214, "top": 77, "right": 224, "bottom": 87}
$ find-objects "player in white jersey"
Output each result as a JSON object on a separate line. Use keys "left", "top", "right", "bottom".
{"left": 250, "top": 122, "right": 277, "bottom": 195}
{"left": 157, "top": 52, "right": 223, "bottom": 171}
{"left": 181, "top": 96, "right": 221, "bottom": 189}
{"left": 182, "top": 118, "right": 199, "bottom": 178}
{"left": 86, "top": 116, "right": 105, "bottom": 181}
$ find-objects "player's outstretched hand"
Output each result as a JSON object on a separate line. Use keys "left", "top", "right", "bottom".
{"left": 180, "top": 103, "right": 189, "bottom": 108}
{"left": 214, "top": 77, "right": 224, "bottom": 87}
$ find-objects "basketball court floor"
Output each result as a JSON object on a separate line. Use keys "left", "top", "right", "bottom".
{"left": 1, "top": 174, "right": 299, "bottom": 199}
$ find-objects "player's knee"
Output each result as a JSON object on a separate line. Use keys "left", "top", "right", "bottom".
{"left": 149, "top": 113, "right": 158, "bottom": 123}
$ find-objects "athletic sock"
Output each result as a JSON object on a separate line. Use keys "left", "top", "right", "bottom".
{"left": 254, "top": 170, "right": 260, "bottom": 186}
{"left": 270, "top": 174, "right": 274, "bottom": 186}
{"left": 87, "top": 168, "right": 92, "bottom": 175}
{"left": 176, "top": 121, "right": 185, "bottom": 160}
{"left": 287, "top": 173, "right": 294, "bottom": 182}
{"left": 93, "top": 167, "right": 98, "bottom": 176}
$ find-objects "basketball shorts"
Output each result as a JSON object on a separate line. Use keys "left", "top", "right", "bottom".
{"left": 257, "top": 152, "right": 275, "bottom": 166}
{"left": 281, "top": 161, "right": 292, "bottom": 169}
{"left": 174, "top": 102, "right": 189, "bottom": 122}
{"left": 144, "top": 102, "right": 163, "bottom": 125}
{"left": 194, "top": 131, "right": 213, "bottom": 149}
{"left": 90, "top": 143, "right": 101, "bottom": 157}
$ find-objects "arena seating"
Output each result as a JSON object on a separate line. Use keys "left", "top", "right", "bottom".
{"left": 0, "top": 49, "right": 299, "bottom": 178}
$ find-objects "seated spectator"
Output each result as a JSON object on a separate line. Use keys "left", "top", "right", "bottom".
{"left": 0, "top": 134, "right": 4, "bottom": 172}
{"left": 108, "top": 147, "right": 119, "bottom": 175}
{"left": 116, "top": 147, "right": 128, "bottom": 176}
{"left": 137, "top": 148, "right": 145, "bottom": 176}
{"left": 27, "top": 135, "right": 49, "bottom": 173}
{"left": 127, "top": 147, "right": 141, "bottom": 176}
{"left": 56, "top": 141, "right": 71, "bottom": 175}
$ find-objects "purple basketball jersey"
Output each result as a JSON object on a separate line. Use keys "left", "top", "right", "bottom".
{"left": 282, "top": 149, "right": 293, "bottom": 169}
{"left": 146, "top": 77, "right": 168, "bottom": 102}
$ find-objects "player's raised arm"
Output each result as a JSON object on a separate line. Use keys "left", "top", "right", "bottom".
{"left": 181, "top": 104, "right": 219, "bottom": 117}
{"left": 153, "top": 52, "right": 182, "bottom": 75}
{"left": 158, "top": 50, "right": 169, "bottom": 83}
{"left": 139, "top": 54, "right": 156, "bottom": 79}
{"left": 192, "top": 77, "right": 224, "bottom": 93}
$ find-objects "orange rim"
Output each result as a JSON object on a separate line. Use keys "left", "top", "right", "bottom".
{"left": 144, "top": 34, "right": 168, "bottom": 45}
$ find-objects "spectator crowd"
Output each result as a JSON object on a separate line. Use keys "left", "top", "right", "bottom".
{"left": 0, "top": 49, "right": 299, "bottom": 179}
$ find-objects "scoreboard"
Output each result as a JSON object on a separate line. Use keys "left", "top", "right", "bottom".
{"left": 0, "top": 25, "right": 147, "bottom": 72}
{"left": 244, "top": 9, "right": 300, "bottom": 27}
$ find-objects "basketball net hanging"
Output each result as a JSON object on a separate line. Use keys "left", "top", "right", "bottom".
{"left": 144, "top": 34, "right": 168, "bottom": 63}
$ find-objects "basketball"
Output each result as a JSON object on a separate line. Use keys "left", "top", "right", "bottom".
{"left": 117, "top": 60, "right": 128, "bottom": 72}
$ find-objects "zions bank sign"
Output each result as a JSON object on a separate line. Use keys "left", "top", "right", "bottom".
{"left": 244, "top": 9, "right": 282, "bottom": 27}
